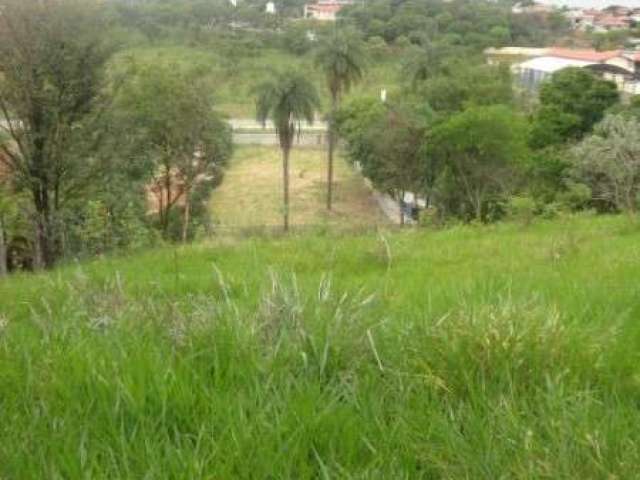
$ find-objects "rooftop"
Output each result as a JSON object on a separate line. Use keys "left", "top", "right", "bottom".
{"left": 548, "top": 48, "right": 621, "bottom": 62}
{"left": 515, "top": 56, "right": 596, "bottom": 74}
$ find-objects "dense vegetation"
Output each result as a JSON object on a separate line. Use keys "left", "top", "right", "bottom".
{"left": 0, "top": 0, "right": 637, "bottom": 264}
{"left": 2, "top": 215, "right": 640, "bottom": 477}
{"left": 2, "top": 1, "right": 640, "bottom": 476}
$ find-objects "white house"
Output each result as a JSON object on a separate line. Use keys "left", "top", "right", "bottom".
{"left": 511, "top": 48, "right": 640, "bottom": 94}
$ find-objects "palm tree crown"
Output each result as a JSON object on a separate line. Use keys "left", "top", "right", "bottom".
{"left": 314, "top": 31, "right": 366, "bottom": 101}
{"left": 255, "top": 70, "right": 320, "bottom": 231}
{"left": 255, "top": 71, "right": 320, "bottom": 150}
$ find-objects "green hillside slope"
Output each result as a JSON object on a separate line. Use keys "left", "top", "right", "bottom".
{"left": 1, "top": 216, "right": 639, "bottom": 478}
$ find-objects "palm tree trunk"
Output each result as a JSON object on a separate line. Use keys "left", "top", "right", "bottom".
{"left": 163, "top": 170, "right": 172, "bottom": 235}
{"left": 0, "top": 216, "right": 7, "bottom": 277}
{"left": 327, "top": 95, "right": 338, "bottom": 211}
{"left": 182, "top": 186, "right": 191, "bottom": 243}
{"left": 283, "top": 146, "right": 290, "bottom": 232}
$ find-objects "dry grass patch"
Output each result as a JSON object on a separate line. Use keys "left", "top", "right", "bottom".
{"left": 210, "top": 146, "right": 388, "bottom": 228}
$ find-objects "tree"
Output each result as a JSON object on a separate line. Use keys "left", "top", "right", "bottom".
{"left": 315, "top": 31, "right": 366, "bottom": 211}
{"left": 571, "top": 114, "right": 640, "bottom": 216}
{"left": 529, "top": 106, "right": 582, "bottom": 149}
{"left": 531, "top": 68, "right": 619, "bottom": 148}
{"left": 118, "top": 63, "right": 232, "bottom": 241}
{"left": 0, "top": 185, "right": 9, "bottom": 277}
{"left": 368, "top": 106, "right": 428, "bottom": 224}
{"left": 430, "top": 105, "right": 529, "bottom": 221}
{"left": 401, "top": 44, "right": 443, "bottom": 89}
{"left": 255, "top": 70, "right": 320, "bottom": 231}
{"left": 420, "top": 60, "right": 513, "bottom": 114}
{"left": 0, "top": 0, "right": 113, "bottom": 268}
{"left": 337, "top": 97, "right": 433, "bottom": 224}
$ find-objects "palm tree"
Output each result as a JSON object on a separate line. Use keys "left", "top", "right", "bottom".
{"left": 255, "top": 70, "right": 320, "bottom": 232}
{"left": 315, "top": 31, "right": 366, "bottom": 211}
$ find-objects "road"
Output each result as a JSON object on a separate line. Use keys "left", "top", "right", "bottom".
{"left": 230, "top": 118, "right": 328, "bottom": 146}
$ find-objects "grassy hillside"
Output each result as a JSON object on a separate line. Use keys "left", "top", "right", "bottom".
{"left": 1, "top": 216, "right": 640, "bottom": 477}
{"left": 115, "top": 46, "right": 399, "bottom": 117}
{"left": 210, "top": 146, "right": 389, "bottom": 230}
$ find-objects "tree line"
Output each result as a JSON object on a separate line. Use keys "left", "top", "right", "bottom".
{"left": 0, "top": 0, "right": 232, "bottom": 272}
{"left": 336, "top": 58, "right": 639, "bottom": 225}
{"left": 1, "top": 0, "right": 639, "bottom": 275}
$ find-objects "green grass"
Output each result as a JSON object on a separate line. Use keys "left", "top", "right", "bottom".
{"left": 210, "top": 146, "right": 389, "bottom": 229}
{"left": 1, "top": 215, "right": 640, "bottom": 477}
{"left": 115, "top": 45, "right": 400, "bottom": 117}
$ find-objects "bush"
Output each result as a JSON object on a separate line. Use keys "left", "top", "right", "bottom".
{"left": 508, "top": 195, "right": 537, "bottom": 226}
{"left": 558, "top": 182, "right": 592, "bottom": 212}
{"left": 366, "top": 36, "right": 389, "bottom": 59}
{"left": 394, "top": 35, "right": 411, "bottom": 49}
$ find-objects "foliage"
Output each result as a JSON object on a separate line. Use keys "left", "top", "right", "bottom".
{"left": 429, "top": 105, "right": 529, "bottom": 220}
{"left": 281, "top": 23, "right": 315, "bottom": 56}
{"left": 401, "top": 44, "right": 444, "bottom": 89}
{"left": 419, "top": 60, "right": 514, "bottom": 113}
{"left": 0, "top": 0, "right": 115, "bottom": 268}
{"left": 314, "top": 30, "right": 367, "bottom": 103}
{"left": 571, "top": 114, "right": 640, "bottom": 215}
{"left": 508, "top": 195, "right": 537, "bottom": 226}
{"left": 366, "top": 105, "right": 430, "bottom": 222}
{"left": 531, "top": 68, "right": 619, "bottom": 148}
{"left": 117, "top": 62, "right": 233, "bottom": 240}
{"left": 524, "top": 146, "right": 571, "bottom": 203}
{"left": 340, "top": 0, "right": 569, "bottom": 49}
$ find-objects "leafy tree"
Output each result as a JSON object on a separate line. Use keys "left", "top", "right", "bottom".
{"left": 315, "top": 30, "right": 366, "bottom": 210}
{"left": 336, "top": 96, "right": 387, "bottom": 174}
{"left": 281, "top": 23, "right": 314, "bottom": 56}
{"left": 571, "top": 114, "right": 640, "bottom": 216}
{"left": 401, "top": 44, "right": 443, "bottom": 89}
{"left": 531, "top": 68, "right": 619, "bottom": 148}
{"left": 255, "top": 70, "right": 320, "bottom": 231}
{"left": 529, "top": 106, "right": 582, "bottom": 149}
{"left": 368, "top": 106, "right": 429, "bottom": 224}
{"left": 524, "top": 146, "right": 571, "bottom": 203}
{"left": 420, "top": 60, "right": 513, "bottom": 113}
{"left": 119, "top": 63, "right": 232, "bottom": 241}
{"left": 337, "top": 97, "right": 433, "bottom": 224}
{"left": 0, "top": 0, "right": 113, "bottom": 268}
{"left": 430, "top": 105, "right": 529, "bottom": 221}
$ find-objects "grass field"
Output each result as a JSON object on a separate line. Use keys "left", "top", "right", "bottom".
{"left": 1, "top": 215, "right": 640, "bottom": 477}
{"left": 115, "top": 45, "right": 400, "bottom": 117}
{"left": 209, "top": 146, "right": 389, "bottom": 229}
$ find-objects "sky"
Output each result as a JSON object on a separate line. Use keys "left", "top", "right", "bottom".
{"left": 541, "top": 0, "right": 640, "bottom": 7}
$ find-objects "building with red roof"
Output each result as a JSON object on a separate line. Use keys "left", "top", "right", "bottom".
{"left": 304, "top": 1, "right": 353, "bottom": 21}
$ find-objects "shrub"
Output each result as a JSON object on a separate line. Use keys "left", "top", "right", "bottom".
{"left": 508, "top": 195, "right": 537, "bottom": 226}
{"left": 558, "top": 182, "right": 592, "bottom": 211}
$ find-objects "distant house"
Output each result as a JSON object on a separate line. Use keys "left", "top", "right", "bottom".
{"left": 265, "top": 1, "right": 276, "bottom": 14}
{"left": 594, "top": 15, "right": 632, "bottom": 32}
{"left": 511, "top": 2, "right": 554, "bottom": 15}
{"left": 510, "top": 47, "right": 640, "bottom": 94}
{"left": 565, "top": 6, "right": 635, "bottom": 32}
{"left": 303, "top": 0, "right": 353, "bottom": 21}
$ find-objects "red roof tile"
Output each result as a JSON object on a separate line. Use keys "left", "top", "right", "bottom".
{"left": 548, "top": 48, "right": 621, "bottom": 62}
